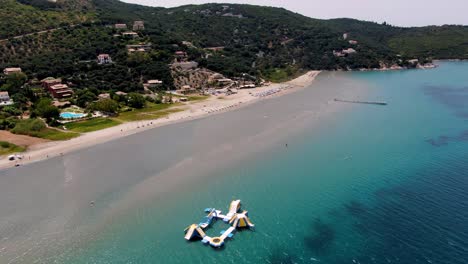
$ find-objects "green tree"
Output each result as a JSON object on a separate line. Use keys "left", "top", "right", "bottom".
{"left": 89, "top": 98, "right": 119, "bottom": 114}
{"left": 33, "top": 98, "right": 60, "bottom": 122}
{"left": 76, "top": 90, "right": 97, "bottom": 107}
{"left": 127, "top": 93, "right": 145, "bottom": 109}
{"left": 1, "top": 72, "right": 28, "bottom": 95}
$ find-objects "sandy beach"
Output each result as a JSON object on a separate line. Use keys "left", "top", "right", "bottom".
{"left": 0, "top": 71, "right": 320, "bottom": 169}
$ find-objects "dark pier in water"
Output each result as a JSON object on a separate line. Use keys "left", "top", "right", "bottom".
{"left": 334, "top": 99, "right": 388, "bottom": 106}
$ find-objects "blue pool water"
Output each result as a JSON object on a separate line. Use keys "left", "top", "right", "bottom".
{"left": 60, "top": 112, "right": 86, "bottom": 119}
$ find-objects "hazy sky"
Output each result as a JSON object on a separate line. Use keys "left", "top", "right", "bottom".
{"left": 121, "top": 0, "right": 468, "bottom": 27}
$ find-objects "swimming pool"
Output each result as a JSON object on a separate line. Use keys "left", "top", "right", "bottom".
{"left": 60, "top": 112, "right": 86, "bottom": 119}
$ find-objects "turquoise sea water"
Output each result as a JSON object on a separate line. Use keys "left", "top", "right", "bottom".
{"left": 1, "top": 62, "right": 467, "bottom": 263}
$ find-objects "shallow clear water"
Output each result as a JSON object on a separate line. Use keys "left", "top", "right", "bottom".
{"left": 1, "top": 62, "right": 467, "bottom": 263}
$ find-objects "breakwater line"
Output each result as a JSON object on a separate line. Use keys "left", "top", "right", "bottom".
{"left": 334, "top": 98, "right": 388, "bottom": 105}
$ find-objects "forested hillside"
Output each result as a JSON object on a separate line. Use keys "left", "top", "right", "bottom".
{"left": 1, "top": 0, "right": 467, "bottom": 84}
{"left": 0, "top": 0, "right": 95, "bottom": 39}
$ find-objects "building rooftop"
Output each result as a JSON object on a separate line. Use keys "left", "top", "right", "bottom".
{"left": 148, "top": 80, "right": 163, "bottom": 84}
{"left": 50, "top": 84, "right": 70, "bottom": 90}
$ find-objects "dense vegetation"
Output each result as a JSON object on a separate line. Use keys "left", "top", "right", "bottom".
{"left": 0, "top": 0, "right": 466, "bottom": 140}
{"left": 0, "top": 0, "right": 95, "bottom": 39}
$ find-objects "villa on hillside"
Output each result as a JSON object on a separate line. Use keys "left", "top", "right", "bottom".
{"left": 349, "top": 40, "right": 358, "bottom": 45}
{"left": 41, "top": 77, "right": 62, "bottom": 90}
{"left": 97, "top": 54, "right": 112, "bottom": 64}
{"left": 122, "top": 32, "right": 139, "bottom": 38}
{"left": 3, "top": 67, "right": 22, "bottom": 75}
{"left": 334, "top": 48, "right": 357, "bottom": 57}
{"left": 49, "top": 84, "right": 73, "bottom": 99}
{"left": 115, "top": 24, "right": 127, "bottom": 29}
{"left": 174, "top": 51, "right": 188, "bottom": 62}
{"left": 147, "top": 80, "right": 163, "bottom": 87}
{"left": 115, "top": 91, "right": 128, "bottom": 96}
{"left": 133, "top": 21, "right": 145, "bottom": 31}
{"left": 0, "top": 91, "right": 13, "bottom": 106}
{"left": 98, "top": 93, "right": 111, "bottom": 99}
{"left": 127, "top": 43, "right": 151, "bottom": 53}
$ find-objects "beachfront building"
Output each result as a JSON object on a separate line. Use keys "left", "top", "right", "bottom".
{"left": 133, "top": 21, "right": 145, "bottom": 31}
{"left": 0, "top": 91, "right": 13, "bottom": 106}
{"left": 41, "top": 77, "right": 62, "bottom": 90}
{"left": 178, "top": 85, "right": 196, "bottom": 94}
{"left": 115, "top": 23, "right": 127, "bottom": 29}
{"left": 97, "top": 54, "right": 112, "bottom": 64}
{"left": 49, "top": 84, "right": 73, "bottom": 99}
{"left": 3, "top": 67, "right": 22, "bottom": 75}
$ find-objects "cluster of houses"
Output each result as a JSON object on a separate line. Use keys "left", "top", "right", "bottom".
{"left": 334, "top": 32, "right": 359, "bottom": 57}
{"left": 113, "top": 21, "right": 144, "bottom": 39}
{"left": 127, "top": 43, "right": 152, "bottom": 54}
{"left": 114, "top": 21, "right": 145, "bottom": 31}
{"left": 41, "top": 77, "right": 74, "bottom": 99}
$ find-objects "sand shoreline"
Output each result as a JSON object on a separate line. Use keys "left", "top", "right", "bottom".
{"left": 0, "top": 71, "right": 320, "bottom": 169}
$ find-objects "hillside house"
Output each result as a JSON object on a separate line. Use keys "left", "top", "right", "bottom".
{"left": 97, "top": 54, "right": 112, "bottom": 64}
{"left": 0, "top": 91, "right": 13, "bottom": 106}
{"left": 122, "top": 32, "right": 139, "bottom": 38}
{"left": 343, "top": 48, "right": 357, "bottom": 54}
{"left": 115, "top": 24, "right": 127, "bottom": 29}
{"left": 41, "top": 77, "right": 62, "bottom": 90}
{"left": 349, "top": 40, "right": 358, "bottom": 45}
{"left": 115, "top": 91, "right": 127, "bottom": 96}
{"left": 174, "top": 51, "right": 188, "bottom": 62}
{"left": 147, "top": 80, "right": 163, "bottom": 87}
{"left": 133, "top": 21, "right": 145, "bottom": 31}
{"left": 49, "top": 84, "right": 73, "bottom": 99}
{"left": 3, "top": 67, "right": 22, "bottom": 75}
{"left": 343, "top": 33, "right": 349, "bottom": 40}
{"left": 126, "top": 43, "right": 151, "bottom": 53}
{"left": 98, "top": 93, "right": 111, "bottom": 99}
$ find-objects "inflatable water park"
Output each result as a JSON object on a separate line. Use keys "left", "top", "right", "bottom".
{"left": 184, "top": 200, "right": 255, "bottom": 248}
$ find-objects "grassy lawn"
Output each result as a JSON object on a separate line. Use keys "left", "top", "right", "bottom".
{"left": 114, "top": 103, "right": 183, "bottom": 122}
{"left": 11, "top": 119, "right": 80, "bottom": 140}
{"left": 187, "top": 95, "right": 210, "bottom": 101}
{"left": 65, "top": 118, "right": 121, "bottom": 133}
{"left": 0, "top": 141, "right": 26, "bottom": 156}
{"left": 30, "top": 128, "right": 80, "bottom": 140}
